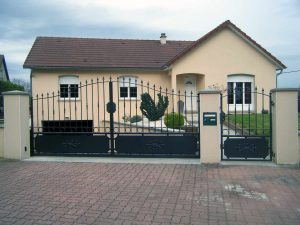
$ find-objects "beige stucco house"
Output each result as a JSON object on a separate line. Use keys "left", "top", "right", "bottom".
{"left": 24, "top": 20, "right": 286, "bottom": 127}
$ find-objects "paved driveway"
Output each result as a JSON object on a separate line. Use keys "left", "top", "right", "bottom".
{"left": 0, "top": 160, "right": 300, "bottom": 225}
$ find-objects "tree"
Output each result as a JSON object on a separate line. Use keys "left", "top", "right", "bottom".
{"left": 11, "top": 78, "right": 31, "bottom": 92}
{"left": 0, "top": 80, "right": 24, "bottom": 93}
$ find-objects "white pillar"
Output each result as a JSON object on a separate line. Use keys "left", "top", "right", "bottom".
{"left": 271, "top": 88, "right": 299, "bottom": 165}
{"left": 199, "top": 89, "right": 221, "bottom": 163}
{"left": 3, "top": 91, "right": 30, "bottom": 160}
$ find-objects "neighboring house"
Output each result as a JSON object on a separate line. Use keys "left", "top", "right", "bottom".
{"left": 0, "top": 55, "right": 9, "bottom": 81}
{"left": 23, "top": 20, "right": 286, "bottom": 130}
{"left": 0, "top": 54, "right": 10, "bottom": 120}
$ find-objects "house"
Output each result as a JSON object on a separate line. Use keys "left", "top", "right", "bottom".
{"left": 0, "top": 55, "right": 10, "bottom": 81}
{"left": 23, "top": 20, "right": 286, "bottom": 133}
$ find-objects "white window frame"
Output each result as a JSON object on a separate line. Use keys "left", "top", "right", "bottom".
{"left": 119, "top": 76, "right": 138, "bottom": 100}
{"left": 227, "top": 75, "right": 254, "bottom": 111}
{"left": 59, "top": 75, "right": 79, "bottom": 100}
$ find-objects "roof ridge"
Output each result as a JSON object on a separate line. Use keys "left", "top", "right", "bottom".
{"left": 36, "top": 36, "right": 194, "bottom": 43}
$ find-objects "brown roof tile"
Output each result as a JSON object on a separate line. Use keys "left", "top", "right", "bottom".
{"left": 23, "top": 37, "right": 193, "bottom": 69}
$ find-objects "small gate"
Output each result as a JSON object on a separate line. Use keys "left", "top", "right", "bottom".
{"left": 220, "top": 87, "right": 272, "bottom": 161}
{"left": 31, "top": 77, "right": 200, "bottom": 157}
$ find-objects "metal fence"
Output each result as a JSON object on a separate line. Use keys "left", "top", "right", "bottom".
{"left": 31, "top": 77, "right": 200, "bottom": 157}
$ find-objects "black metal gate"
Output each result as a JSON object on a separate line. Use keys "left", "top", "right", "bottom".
{"left": 31, "top": 77, "right": 200, "bottom": 157}
{"left": 220, "top": 87, "right": 272, "bottom": 161}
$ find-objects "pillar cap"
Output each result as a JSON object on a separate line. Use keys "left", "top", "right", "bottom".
{"left": 270, "top": 88, "right": 300, "bottom": 93}
{"left": 2, "top": 90, "right": 29, "bottom": 96}
{"left": 198, "top": 89, "right": 221, "bottom": 94}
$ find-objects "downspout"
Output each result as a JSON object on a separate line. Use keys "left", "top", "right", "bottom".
{"left": 276, "top": 69, "right": 283, "bottom": 88}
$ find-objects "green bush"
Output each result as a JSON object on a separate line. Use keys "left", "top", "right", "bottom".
{"left": 164, "top": 113, "right": 184, "bottom": 129}
{"left": 130, "top": 115, "right": 143, "bottom": 123}
{"left": 0, "top": 80, "right": 24, "bottom": 93}
{"left": 140, "top": 93, "right": 169, "bottom": 121}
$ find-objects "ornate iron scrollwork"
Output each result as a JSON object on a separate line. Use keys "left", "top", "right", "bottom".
{"left": 62, "top": 139, "right": 80, "bottom": 149}
{"left": 146, "top": 139, "right": 165, "bottom": 151}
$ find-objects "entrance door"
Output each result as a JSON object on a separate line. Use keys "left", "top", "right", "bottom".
{"left": 184, "top": 76, "right": 197, "bottom": 111}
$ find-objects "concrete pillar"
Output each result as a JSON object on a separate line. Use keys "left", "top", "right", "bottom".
{"left": 3, "top": 91, "right": 30, "bottom": 160}
{"left": 199, "top": 89, "right": 221, "bottom": 163}
{"left": 271, "top": 88, "right": 299, "bottom": 165}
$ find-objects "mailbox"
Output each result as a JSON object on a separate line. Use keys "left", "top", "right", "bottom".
{"left": 203, "top": 112, "right": 217, "bottom": 126}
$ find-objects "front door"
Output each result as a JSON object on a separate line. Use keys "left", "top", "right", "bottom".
{"left": 184, "top": 76, "right": 197, "bottom": 111}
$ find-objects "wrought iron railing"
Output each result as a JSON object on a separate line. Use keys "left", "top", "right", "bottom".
{"left": 31, "top": 77, "right": 200, "bottom": 135}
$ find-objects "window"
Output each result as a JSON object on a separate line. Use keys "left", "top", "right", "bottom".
{"left": 59, "top": 76, "right": 79, "bottom": 99}
{"left": 227, "top": 75, "right": 254, "bottom": 111}
{"left": 119, "top": 76, "right": 137, "bottom": 98}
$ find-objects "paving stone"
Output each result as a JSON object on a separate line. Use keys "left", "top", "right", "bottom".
{"left": 0, "top": 160, "right": 300, "bottom": 224}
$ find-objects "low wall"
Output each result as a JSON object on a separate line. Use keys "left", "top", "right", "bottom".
{"left": 0, "top": 124, "right": 4, "bottom": 157}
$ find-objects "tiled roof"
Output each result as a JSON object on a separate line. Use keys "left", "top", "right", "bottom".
{"left": 23, "top": 20, "right": 286, "bottom": 70}
{"left": 23, "top": 38, "right": 193, "bottom": 69}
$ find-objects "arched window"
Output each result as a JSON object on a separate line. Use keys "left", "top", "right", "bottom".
{"left": 59, "top": 75, "right": 79, "bottom": 98}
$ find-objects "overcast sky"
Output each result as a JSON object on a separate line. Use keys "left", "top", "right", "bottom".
{"left": 0, "top": 0, "right": 299, "bottom": 87}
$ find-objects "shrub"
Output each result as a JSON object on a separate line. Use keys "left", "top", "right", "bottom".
{"left": 140, "top": 93, "right": 169, "bottom": 121}
{"left": 164, "top": 113, "right": 184, "bottom": 129}
{"left": 0, "top": 80, "right": 24, "bottom": 93}
{"left": 130, "top": 115, "right": 143, "bottom": 123}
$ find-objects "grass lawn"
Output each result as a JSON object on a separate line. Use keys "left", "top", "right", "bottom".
{"left": 226, "top": 113, "right": 271, "bottom": 136}
{"left": 226, "top": 113, "right": 300, "bottom": 135}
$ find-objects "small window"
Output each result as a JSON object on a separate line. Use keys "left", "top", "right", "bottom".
{"left": 119, "top": 76, "right": 138, "bottom": 99}
{"left": 59, "top": 76, "right": 79, "bottom": 99}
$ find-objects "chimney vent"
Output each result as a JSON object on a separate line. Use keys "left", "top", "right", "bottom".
{"left": 160, "top": 33, "right": 167, "bottom": 45}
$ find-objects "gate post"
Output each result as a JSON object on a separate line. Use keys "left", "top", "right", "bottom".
{"left": 2, "top": 91, "right": 30, "bottom": 160}
{"left": 198, "top": 89, "right": 221, "bottom": 164}
{"left": 271, "top": 88, "right": 299, "bottom": 165}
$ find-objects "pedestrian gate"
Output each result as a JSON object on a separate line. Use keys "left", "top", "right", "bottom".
{"left": 220, "top": 87, "right": 272, "bottom": 161}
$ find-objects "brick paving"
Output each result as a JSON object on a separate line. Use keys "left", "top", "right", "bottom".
{"left": 0, "top": 160, "right": 300, "bottom": 225}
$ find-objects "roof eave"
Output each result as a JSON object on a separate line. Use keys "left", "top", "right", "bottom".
{"left": 23, "top": 65, "right": 167, "bottom": 72}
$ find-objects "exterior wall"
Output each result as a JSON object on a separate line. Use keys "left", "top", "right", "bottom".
{"left": 31, "top": 70, "right": 172, "bottom": 129}
{"left": 171, "top": 28, "right": 277, "bottom": 112}
{"left": 0, "top": 127, "right": 3, "bottom": 157}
